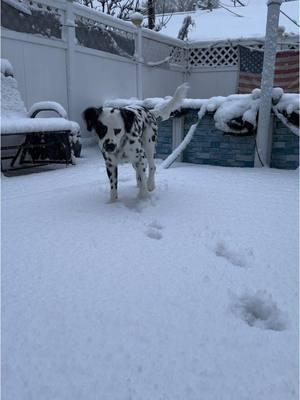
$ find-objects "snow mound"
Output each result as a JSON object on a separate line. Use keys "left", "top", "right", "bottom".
{"left": 0, "top": 59, "right": 14, "bottom": 77}
{"left": 1, "top": 70, "right": 27, "bottom": 119}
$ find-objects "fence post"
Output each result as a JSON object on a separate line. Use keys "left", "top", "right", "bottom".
{"left": 255, "top": 0, "right": 283, "bottom": 167}
{"left": 130, "top": 13, "right": 144, "bottom": 100}
{"left": 64, "top": 0, "right": 76, "bottom": 121}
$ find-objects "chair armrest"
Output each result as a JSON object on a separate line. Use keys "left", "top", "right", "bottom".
{"left": 28, "top": 101, "right": 68, "bottom": 119}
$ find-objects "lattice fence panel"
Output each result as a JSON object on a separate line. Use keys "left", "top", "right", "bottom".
{"left": 188, "top": 41, "right": 299, "bottom": 68}
{"left": 188, "top": 45, "right": 239, "bottom": 68}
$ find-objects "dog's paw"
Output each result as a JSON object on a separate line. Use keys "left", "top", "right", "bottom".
{"left": 138, "top": 190, "right": 150, "bottom": 200}
{"left": 108, "top": 194, "right": 118, "bottom": 203}
{"left": 147, "top": 181, "right": 155, "bottom": 192}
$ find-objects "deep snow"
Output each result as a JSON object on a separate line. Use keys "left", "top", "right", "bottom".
{"left": 159, "top": 0, "right": 299, "bottom": 42}
{"left": 2, "top": 145, "right": 299, "bottom": 400}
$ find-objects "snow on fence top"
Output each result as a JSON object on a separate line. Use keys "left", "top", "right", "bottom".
{"left": 104, "top": 89, "right": 299, "bottom": 136}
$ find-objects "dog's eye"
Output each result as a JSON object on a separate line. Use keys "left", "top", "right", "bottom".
{"left": 114, "top": 129, "right": 121, "bottom": 135}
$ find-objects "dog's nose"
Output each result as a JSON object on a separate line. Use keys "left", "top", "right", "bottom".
{"left": 103, "top": 141, "right": 116, "bottom": 153}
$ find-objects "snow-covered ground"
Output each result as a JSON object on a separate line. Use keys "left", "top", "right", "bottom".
{"left": 2, "top": 145, "right": 299, "bottom": 400}
{"left": 159, "top": 0, "right": 299, "bottom": 42}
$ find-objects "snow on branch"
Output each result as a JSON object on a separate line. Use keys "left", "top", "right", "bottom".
{"left": 146, "top": 56, "right": 171, "bottom": 67}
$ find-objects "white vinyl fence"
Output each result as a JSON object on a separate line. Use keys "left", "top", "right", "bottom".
{"left": 1, "top": 0, "right": 298, "bottom": 138}
{"left": 1, "top": 0, "right": 185, "bottom": 137}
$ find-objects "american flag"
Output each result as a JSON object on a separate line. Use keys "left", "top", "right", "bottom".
{"left": 238, "top": 45, "right": 299, "bottom": 94}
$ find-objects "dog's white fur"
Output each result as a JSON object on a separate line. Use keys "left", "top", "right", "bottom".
{"left": 83, "top": 83, "right": 189, "bottom": 201}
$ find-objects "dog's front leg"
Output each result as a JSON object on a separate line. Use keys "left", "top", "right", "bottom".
{"left": 106, "top": 163, "right": 118, "bottom": 202}
{"left": 134, "top": 158, "right": 149, "bottom": 199}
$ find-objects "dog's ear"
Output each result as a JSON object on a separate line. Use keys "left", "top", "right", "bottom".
{"left": 120, "top": 108, "right": 136, "bottom": 133}
{"left": 82, "top": 107, "right": 102, "bottom": 131}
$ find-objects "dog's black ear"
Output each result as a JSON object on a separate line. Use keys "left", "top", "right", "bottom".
{"left": 82, "top": 107, "right": 102, "bottom": 131}
{"left": 120, "top": 108, "right": 136, "bottom": 133}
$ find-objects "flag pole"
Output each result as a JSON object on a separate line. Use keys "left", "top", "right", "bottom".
{"left": 255, "top": 0, "right": 283, "bottom": 167}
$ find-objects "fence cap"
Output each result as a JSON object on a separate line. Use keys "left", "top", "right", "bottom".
{"left": 130, "top": 12, "right": 144, "bottom": 27}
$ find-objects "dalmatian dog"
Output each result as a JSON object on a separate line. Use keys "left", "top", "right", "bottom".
{"left": 83, "top": 83, "right": 188, "bottom": 202}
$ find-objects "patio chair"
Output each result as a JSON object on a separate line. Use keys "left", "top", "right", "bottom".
{"left": 0, "top": 59, "right": 81, "bottom": 174}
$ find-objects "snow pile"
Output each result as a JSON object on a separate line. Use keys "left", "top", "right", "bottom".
{"left": 0, "top": 58, "right": 14, "bottom": 77}
{"left": 0, "top": 58, "right": 80, "bottom": 137}
{"left": 1, "top": 66, "right": 27, "bottom": 119}
{"left": 213, "top": 92, "right": 259, "bottom": 134}
{"left": 273, "top": 93, "right": 299, "bottom": 136}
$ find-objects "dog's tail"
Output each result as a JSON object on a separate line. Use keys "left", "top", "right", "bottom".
{"left": 152, "top": 82, "right": 189, "bottom": 121}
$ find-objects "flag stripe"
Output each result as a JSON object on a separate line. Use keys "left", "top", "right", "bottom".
{"left": 276, "top": 50, "right": 299, "bottom": 58}
{"left": 275, "top": 59, "right": 299, "bottom": 67}
{"left": 238, "top": 45, "right": 299, "bottom": 94}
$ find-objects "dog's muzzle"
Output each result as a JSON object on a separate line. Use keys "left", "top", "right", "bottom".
{"left": 103, "top": 140, "right": 116, "bottom": 153}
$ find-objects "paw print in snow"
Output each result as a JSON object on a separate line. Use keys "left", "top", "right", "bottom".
{"left": 214, "top": 240, "right": 254, "bottom": 268}
{"left": 145, "top": 221, "right": 163, "bottom": 240}
{"left": 231, "top": 290, "right": 288, "bottom": 331}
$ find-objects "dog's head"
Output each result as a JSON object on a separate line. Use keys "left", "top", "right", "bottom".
{"left": 82, "top": 107, "right": 136, "bottom": 154}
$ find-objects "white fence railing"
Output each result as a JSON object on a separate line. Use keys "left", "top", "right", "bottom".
{"left": 1, "top": 0, "right": 299, "bottom": 135}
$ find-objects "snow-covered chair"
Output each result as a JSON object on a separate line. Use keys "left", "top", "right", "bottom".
{"left": 0, "top": 59, "right": 81, "bottom": 174}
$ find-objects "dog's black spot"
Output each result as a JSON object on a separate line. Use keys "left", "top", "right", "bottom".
{"left": 143, "top": 168, "right": 146, "bottom": 172}
{"left": 107, "top": 169, "right": 112, "bottom": 178}
{"left": 129, "top": 140, "right": 135, "bottom": 144}
{"left": 152, "top": 135, "right": 156, "bottom": 142}
{"left": 110, "top": 108, "right": 115, "bottom": 113}
{"left": 120, "top": 109, "right": 136, "bottom": 133}
{"left": 95, "top": 121, "right": 108, "bottom": 139}
{"left": 82, "top": 107, "right": 102, "bottom": 132}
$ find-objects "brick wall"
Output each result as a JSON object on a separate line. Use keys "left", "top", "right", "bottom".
{"left": 270, "top": 118, "right": 299, "bottom": 170}
{"left": 156, "top": 110, "right": 299, "bottom": 170}
{"left": 156, "top": 118, "right": 173, "bottom": 159}
{"left": 182, "top": 110, "right": 255, "bottom": 167}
